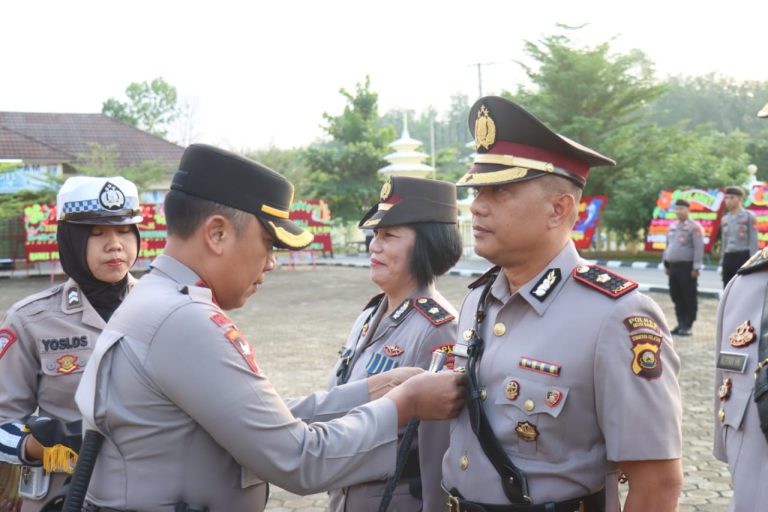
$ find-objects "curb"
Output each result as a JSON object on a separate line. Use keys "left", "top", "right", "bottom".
{"left": 308, "top": 258, "right": 722, "bottom": 300}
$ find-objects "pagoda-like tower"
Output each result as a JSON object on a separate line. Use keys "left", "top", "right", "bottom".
{"left": 377, "top": 113, "right": 434, "bottom": 178}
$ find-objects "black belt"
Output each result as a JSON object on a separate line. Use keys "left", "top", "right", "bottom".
{"left": 446, "top": 488, "right": 605, "bottom": 512}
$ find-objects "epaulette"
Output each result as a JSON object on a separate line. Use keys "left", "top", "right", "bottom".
{"left": 363, "top": 293, "right": 385, "bottom": 311}
{"left": 10, "top": 283, "right": 64, "bottom": 312}
{"left": 737, "top": 248, "right": 768, "bottom": 275}
{"left": 413, "top": 297, "right": 455, "bottom": 326}
{"left": 468, "top": 266, "right": 501, "bottom": 290}
{"left": 572, "top": 264, "right": 637, "bottom": 299}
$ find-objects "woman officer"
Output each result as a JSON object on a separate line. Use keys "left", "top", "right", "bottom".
{"left": 328, "top": 176, "right": 462, "bottom": 512}
{"left": 0, "top": 176, "right": 142, "bottom": 512}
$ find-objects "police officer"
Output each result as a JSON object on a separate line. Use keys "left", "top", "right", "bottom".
{"left": 720, "top": 186, "right": 758, "bottom": 287}
{"left": 74, "top": 144, "right": 466, "bottom": 512}
{"left": 442, "top": 96, "right": 683, "bottom": 512}
{"left": 662, "top": 198, "right": 704, "bottom": 336}
{"left": 0, "top": 176, "right": 142, "bottom": 511}
{"left": 712, "top": 101, "right": 768, "bottom": 512}
{"left": 328, "top": 176, "right": 462, "bottom": 511}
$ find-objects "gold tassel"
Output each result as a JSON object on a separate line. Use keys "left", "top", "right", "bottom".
{"left": 42, "top": 444, "right": 78, "bottom": 474}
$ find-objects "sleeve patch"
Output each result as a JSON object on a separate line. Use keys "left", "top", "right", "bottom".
{"left": 630, "top": 333, "right": 663, "bottom": 379}
{"left": 572, "top": 265, "right": 637, "bottom": 298}
{"left": 224, "top": 327, "right": 259, "bottom": 374}
{"left": 623, "top": 316, "right": 661, "bottom": 334}
{"left": 413, "top": 297, "right": 455, "bottom": 326}
{"left": 0, "top": 329, "right": 18, "bottom": 360}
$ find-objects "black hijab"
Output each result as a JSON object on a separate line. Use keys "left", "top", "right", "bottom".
{"left": 57, "top": 222, "right": 140, "bottom": 322}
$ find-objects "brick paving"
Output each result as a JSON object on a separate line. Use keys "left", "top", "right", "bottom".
{"left": 0, "top": 266, "right": 730, "bottom": 511}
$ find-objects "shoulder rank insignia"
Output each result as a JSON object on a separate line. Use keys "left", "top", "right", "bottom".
{"left": 468, "top": 266, "right": 501, "bottom": 289}
{"left": 413, "top": 297, "right": 455, "bottom": 326}
{"left": 363, "top": 293, "right": 385, "bottom": 311}
{"left": 737, "top": 247, "right": 768, "bottom": 275}
{"left": 65, "top": 287, "right": 82, "bottom": 309}
{"left": 572, "top": 264, "right": 637, "bottom": 298}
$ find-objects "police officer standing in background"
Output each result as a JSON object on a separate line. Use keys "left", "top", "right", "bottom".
{"left": 712, "top": 101, "right": 768, "bottom": 512}
{"left": 442, "top": 97, "right": 682, "bottom": 512}
{"left": 662, "top": 198, "right": 704, "bottom": 336}
{"left": 0, "top": 177, "right": 142, "bottom": 511}
{"left": 74, "top": 144, "right": 465, "bottom": 512}
{"left": 720, "top": 186, "right": 758, "bottom": 287}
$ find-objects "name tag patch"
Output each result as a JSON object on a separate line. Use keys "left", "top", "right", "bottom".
{"left": 717, "top": 352, "right": 748, "bottom": 373}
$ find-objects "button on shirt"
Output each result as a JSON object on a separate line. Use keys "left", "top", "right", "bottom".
{"left": 713, "top": 270, "right": 768, "bottom": 511}
{"left": 663, "top": 218, "right": 704, "bottom": 269}
{"left": 75, "top": 254, "right": 398, "bottom": 512}
{"left": 721, "top": 209, "right": 758, "bottom": 254}
{"left": 442, "top": 241, "right": 682, "bottom": 506}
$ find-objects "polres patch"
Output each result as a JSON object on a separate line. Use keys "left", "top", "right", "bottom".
{"left": 0, "top": 329, "right": 18, "bottom": 359}
{"left": 224, "top": 327, "right": 259, "bottom": 374}
{"left": 630, "top": 333, "right": 663, "bottom": 379}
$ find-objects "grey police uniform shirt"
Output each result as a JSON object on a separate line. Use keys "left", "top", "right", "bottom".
{"left": 713, "top": 252, "right": 768, "bottom": 512}
{"left": 721, "top": 209, "right": 759, "bottom": 254}
{"left": 663, "top": 218, "right": 704, "bottom": 269}
{"left": 0, "top": 277, "right": 132, "bottom": 510}
{"left": 326, "top": 290, "right": 458, "bottom": 512}
{"left": 442, "top": 241, "right": 682, "bottom": 507}
{"left": 75, "top": 254, "right": 399, "bottom": 512}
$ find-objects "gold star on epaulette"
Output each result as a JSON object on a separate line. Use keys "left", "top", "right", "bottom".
{"left": 572, "top": 265, "right": 637, "bottom": 299}
{"left": 413, "top": 297, "right": 455, "bottom": 326}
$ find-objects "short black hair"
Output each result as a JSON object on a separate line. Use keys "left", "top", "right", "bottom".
{"left": 164, "top": 189, "right": 253, "bottom": 239}
{"left": 409, "top": 222, "right": 463, "bottom": 288}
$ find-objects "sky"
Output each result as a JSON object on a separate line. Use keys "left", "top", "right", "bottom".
{"left": 2, "top": 0, "right": 766, "bottom": 151}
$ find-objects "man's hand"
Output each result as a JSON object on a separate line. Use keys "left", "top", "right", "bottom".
{"left": 367, "top": 367, "right": 424, "bottom": 400}
{"left": 384, "top": 371, "right": 466, "bottom": 427}
{"left": 691, "top": 269, "right": 700, "bottom": 278}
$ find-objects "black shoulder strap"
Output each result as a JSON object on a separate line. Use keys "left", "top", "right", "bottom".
{"left": 753, "top": 282, "right": 768, "bottom": 443}
{"left": 465, "top": 277, "right": 531, "bottom": 504}
{"left": 336, "top": 301, "right": 381, "bottom": 386}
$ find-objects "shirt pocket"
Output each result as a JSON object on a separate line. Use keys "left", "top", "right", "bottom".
{"left": 495, "top": 376, "right": 570, "bottom": 461}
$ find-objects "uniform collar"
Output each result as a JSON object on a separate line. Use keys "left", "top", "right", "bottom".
{"left": 490, "top": 241, "right": 578, "bottom": 316}
{"left": 59, "top": 276, "right": 135, "bottom": 329}
{"left": 150, "top": 254, "right": 204, "bottom": 287}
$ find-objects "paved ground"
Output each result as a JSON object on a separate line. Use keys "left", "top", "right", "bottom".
{"left": 0, "top": 266, "right": 729, "bottom": 511}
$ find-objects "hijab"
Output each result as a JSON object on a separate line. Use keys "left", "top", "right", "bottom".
{"left": 57, "top": 222, "right": 140, "bottom": 322}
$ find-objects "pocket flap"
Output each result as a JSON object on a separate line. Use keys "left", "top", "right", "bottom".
{"left": 495, "top": 376, "right": 569, "bottom": 418}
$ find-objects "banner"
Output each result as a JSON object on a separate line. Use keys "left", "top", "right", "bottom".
{"left": 645, "top": 188, "right": 724, "bottom": 253}
{"left": 24, "top": 199, "right": 332, "bottom": 262}
{"left": 744, "top": 183, "right": 768, "bottom": 249}
{"left": 287, "top": 199, "right": 332, "bottom": 253}
{"left": 570, "top": 196, "right": 607, "bottom": 249}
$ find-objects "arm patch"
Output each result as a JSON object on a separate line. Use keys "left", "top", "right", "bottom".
{"left": 572, "top": 265, "right": 637, "bottom": 299}
{"left": 413, "top": 297, "right": 455, "bottom": 326}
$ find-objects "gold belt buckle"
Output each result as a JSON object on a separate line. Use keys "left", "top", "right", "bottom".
{"left": 446, "top": 495, "right": 461, "bottom": 512}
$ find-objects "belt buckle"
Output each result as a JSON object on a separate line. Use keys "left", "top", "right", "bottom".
{"left": 446, "top": 495, "right": 461, "bottom": 512}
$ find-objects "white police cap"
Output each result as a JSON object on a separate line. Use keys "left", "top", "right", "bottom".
{"left": 57, "top": 176, "right": 142, "bottom": 225}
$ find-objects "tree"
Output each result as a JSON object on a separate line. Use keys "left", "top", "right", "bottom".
{"left": 245, "top": 146, "right": 311, "bottom": 196}
{"left": 102, "top": 77, "right": 180, "bottom": 138}
{"left": 304, "top": 77, "right": 395, "bottom": 222}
